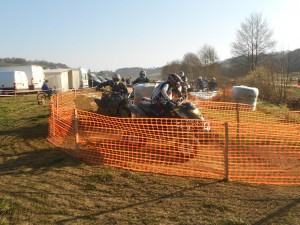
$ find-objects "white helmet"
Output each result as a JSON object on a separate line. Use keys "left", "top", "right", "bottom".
{"left": 179, "top": 71, "right": 185, "bottom": 77}
{"left": 112, "top": 73, "right": 121, "bottom": 84}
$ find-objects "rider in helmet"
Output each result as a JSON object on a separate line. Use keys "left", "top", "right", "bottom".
{"left": 96, "top": 73, "right": 129, "bottom": 116}
{"left": 179, "top": 71, "right": 191, "bottom": 93}
{"left": 198, "top": 76, "right": 204, "bottom": 91}
{"left": 179, "top": 71, "right": 184, "bottom": 77}
{"left": 208, "top": 77, "right": 218, "bottom": 91}
{"left": 96, "top": 73, "right": 128, "bottom": 94}
{"left": 179, "top": 71, "right": 187, "bottom": 85}
{"left": 132, "top": 70, "right": 150, "bottom": 85}
{"left": 151, "top": 73, "right": 185, "bottom": 116}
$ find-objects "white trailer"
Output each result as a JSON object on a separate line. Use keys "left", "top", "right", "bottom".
{"left": 72, "top": 67, "right": 89, "bottom": 88}
{"left": 44, "top": 69, "right": 69, "bottom": 93}
{"left": 0, "top": 65, "right": 45, "bottom": 89}
{"left": 68, "top": 69, "right": 81, "bottom": 89}
{"left": 0, "top": 71, "right": 28, "bottom": 90}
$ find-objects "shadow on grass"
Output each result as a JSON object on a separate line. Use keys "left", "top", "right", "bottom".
{"left": 253, "top": 197, "right": 300, "bottom": 225}
{"left": 0, "top": 123, "right": 49, "bottom": 139}
{"left": 0, "top": 148, "right": 81, "bottom": 175}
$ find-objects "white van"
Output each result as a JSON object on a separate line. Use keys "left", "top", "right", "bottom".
{"left": 79, "top": 67, "right": 89, "bottom": 88}
{"left": 0, "top": 71, "right": 29, "bottom": 90}
{"left": 0, "top": 65, "right": 45, "bottom": 89}
{"left": 71, "top": 67, "right": 89, "bottom": 88}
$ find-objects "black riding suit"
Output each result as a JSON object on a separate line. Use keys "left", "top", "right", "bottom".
{"left": 208, "top": 80, "right": 218, "bottom": 91}
{"left": 132, "top": 77, "right": 150, "bottom": 85}
{"left": 96, "top": 80, "right": 129, "bottom": 116}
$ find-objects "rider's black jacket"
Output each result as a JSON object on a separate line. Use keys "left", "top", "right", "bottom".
{"left": 97, "top": 80, "right": 129, "bottom": 95}
{"left": 208, "top": 81, "right": 217, "bottom": 91}
{"left": 132, "top": 77, "right": 150, "bottom": 85}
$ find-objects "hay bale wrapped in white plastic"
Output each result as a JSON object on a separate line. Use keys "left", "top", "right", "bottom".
{"left": 133, "top": 83, "right": 157, "bottom": 104}
{"left": 232, "top": 86, "right": 259, "bottom": 110}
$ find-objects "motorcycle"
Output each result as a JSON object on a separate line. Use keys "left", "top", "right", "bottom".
{"left": 130, "top": 97, "right": 208, "bottom": 122}
{"left": 94, "top": 90, "right": 132, "bottom": 118}
{"left": 128, "top": 98, "right": 211, "bottom": 159}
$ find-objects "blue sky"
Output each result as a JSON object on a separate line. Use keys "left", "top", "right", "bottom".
{"left": 1, "top": 0, "right": 299, "bottom": 71}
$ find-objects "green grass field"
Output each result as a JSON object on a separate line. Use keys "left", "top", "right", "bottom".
{"left": 0, "top": 95, "right": 299, "bottom": 225}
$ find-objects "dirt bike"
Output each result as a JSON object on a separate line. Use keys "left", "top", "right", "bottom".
{"left": 130, "top": 97, "right": 207, "bottom": 120}
{"left": 127, "top": 98, "right": 211, "bottom": 160}
{"left": 94, "top": 90, "right": 132, "bottom": 118}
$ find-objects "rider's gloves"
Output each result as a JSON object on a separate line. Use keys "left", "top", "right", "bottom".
{"left": 166, "top": 100, "right": 177, "bottom": 110}
{"left": 174, "top": 100, "right": 181, "bottom": 107}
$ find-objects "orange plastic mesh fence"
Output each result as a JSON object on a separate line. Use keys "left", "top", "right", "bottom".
{"left": 48, "top": 91, "right": 77, "bottom": 156}
{"left": 48, "top": 90, "right": 300, "bottom": 185}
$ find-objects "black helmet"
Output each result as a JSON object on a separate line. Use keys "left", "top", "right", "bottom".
{"left": 167, "top": 73, "right": 183, "bottom": 88}
{"left": 112, "top": 73, "right": 121, "bottom": 84}
{"left": 139, "top": 70, "right": 146, "bottom": 78}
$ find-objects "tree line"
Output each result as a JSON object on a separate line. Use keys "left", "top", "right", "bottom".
{"left": 0, "top": 57, "right": 69, "bottom": 69}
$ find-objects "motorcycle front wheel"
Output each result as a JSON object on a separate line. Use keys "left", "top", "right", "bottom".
{"left": 37, "top": 92, "right": 47, "bottom": 100}
{"left": 118, "top": 108, "right": 132, "bottom": 118}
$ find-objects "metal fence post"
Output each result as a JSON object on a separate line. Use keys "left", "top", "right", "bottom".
{"left": 224, "top": 122, "right": 229, "bottom": 181}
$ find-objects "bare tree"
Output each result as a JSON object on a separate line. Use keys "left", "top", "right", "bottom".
{"left": 162, "top": 60, "right": 181, "bottom": 80}
{"left": 198, "top": 44, "right": 219, "bottom": 66}
{"left": 197, "top": 44, "right": 220, "bottom": 79}
{"left": 231, "top": 12, "right": 276, "bottom": 71}
{"left": 181, "top": 52, "right": 201, "bottom": 82}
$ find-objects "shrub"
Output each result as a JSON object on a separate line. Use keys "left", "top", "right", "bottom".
{"left": 286, "top": 97, "right": 300, "bottom": 110}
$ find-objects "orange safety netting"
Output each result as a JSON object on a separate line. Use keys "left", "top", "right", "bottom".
{"left": 48, "top": 90, "right": 300, "bottom": 185}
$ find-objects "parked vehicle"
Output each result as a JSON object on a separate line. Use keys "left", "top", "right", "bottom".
{"left": 77, "top": 67, "right": 89, "bottom": 88}
{"left": 88, "top": 73, "right": 102, "bottom": 87}
{"left": 0, "top": 65, "right": 45, "bottom": 89}
{"left": 67, "top": 68, "right": 89, "bottom": 89}
{"left": 0, "top": 71, "right": 28, "bottom": 91}
{"left": 68, "top": 69, "right": 80, "bottom": 89}
{"left": 96, "top": 75, "right": 107, "bottom": 82}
